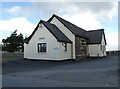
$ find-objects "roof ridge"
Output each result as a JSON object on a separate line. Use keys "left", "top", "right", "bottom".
{"left": 40, "top": 20, "right": 46, "bottom": 23}
{"left": 53, "top": 14, "right": 86, "bottom": 31}
{"left": 42, "top": 20, "right": 60, "bottom": 27}
{"left": 41, "top": 20, "right": 72, "bottom": 43}
{"left": 48, "top": 14, "right": 88, "bottom": 38}
{"left": 87, "top": 29, "right": 104, "bottom": 32}
{"left": 51, "top": 24, "right": 72, "bottom": 42}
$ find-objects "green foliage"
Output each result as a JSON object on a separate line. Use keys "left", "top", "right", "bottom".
{"left": 2, "top": 30, "right": 24, "bottom": 52}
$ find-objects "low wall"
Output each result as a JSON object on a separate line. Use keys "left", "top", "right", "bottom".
{"left": 106, "top": 51, "right": 120, "bottom": 56}
{"left": 2, "top": 52, "right": 24, "bottom": 63}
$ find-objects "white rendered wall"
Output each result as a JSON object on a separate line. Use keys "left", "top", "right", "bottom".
{"left": 87, "top": 34, "right": 106, "bottom": 57}
{"left": 24, "top": 23, "right": 72, "bottom": 60}
{"left": 87, "top": 44, "right": 102, "bottom": 57}
{"left": 101, "top": 34, "right": 106, "bottom": 56}
{"left": 50, "top": 17, "right": 75, "bottom": 59}
{"left": 58, "top": 43, "right": 71, "bottom": 59}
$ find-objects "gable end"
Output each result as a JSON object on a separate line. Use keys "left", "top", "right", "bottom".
{"left": 24, "top": 20, "right": 72, "bottom": 44}
{"left": 48, "top": 14, "right": 88, "bottom": 39}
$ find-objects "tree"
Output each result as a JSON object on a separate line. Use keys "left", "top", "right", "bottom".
{"left": 17, "top": 33, "right": 24, "bottom": 52}
{"left": 2, "top": 30, "right": 24, "bottom": 52}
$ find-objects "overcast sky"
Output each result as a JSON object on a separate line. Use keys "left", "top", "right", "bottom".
{"left": 0, "top": 0, "right": 119, "bottom": 51}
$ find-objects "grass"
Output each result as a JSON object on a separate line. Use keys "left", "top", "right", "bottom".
{"left": 1, "top": 52, "right": 119, "bottom": 63}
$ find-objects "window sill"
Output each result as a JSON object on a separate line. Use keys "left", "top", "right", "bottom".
{"left": 37, "top": 52, "right": 47, "bottom": 54}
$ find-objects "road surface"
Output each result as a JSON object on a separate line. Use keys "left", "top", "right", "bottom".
{"left": 2, "top": 56, "right": 119, "bottom": 87}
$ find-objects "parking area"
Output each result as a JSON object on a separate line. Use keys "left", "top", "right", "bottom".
{"left": 2, "top": 55, "right": 119, "bottom": 87}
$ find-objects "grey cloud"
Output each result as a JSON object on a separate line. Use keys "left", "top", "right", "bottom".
{"left": 31, "top": 2, "right": 114, "bottom": 18}
{"left": 74, "top": 2, "right": 113, "bottom": 13}
{"left": 32, "top": 2, "right": 74, "bottom": 18}
{"left": 4, "top": 2, "right": 115, "bottom": 21}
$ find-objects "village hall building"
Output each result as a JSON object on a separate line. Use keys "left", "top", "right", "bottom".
{"left": 24, "top": 14, "right": 107, "bottom": 60}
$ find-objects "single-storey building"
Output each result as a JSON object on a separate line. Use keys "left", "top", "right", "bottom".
{"left": 24, "top": 14, "right": 107, "bottom": 60}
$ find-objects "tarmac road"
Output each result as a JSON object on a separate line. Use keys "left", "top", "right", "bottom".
{"left": 2, "top": 55, "right": 119, "bottom": 87}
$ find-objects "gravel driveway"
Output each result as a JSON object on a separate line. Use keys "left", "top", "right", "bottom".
{"left": 2, "top": 55, "right": 119, "bottom": 87}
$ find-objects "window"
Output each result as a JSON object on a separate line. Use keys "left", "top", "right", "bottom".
{"left": 64, "top": 43, "right": 67, "bottom": 51}
{"left": 63, "top": 43, "right": 67, "bottom": 51}
{"left": 100, "top": 44, "right": 102, "bottom": 50}
{"left": 38, "top": 43, "right": 46, "bottom": 52}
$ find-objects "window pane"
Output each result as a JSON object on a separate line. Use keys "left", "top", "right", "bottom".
{"left": 64, "top": 43, "right": 67, "bottom": 51}
{"left": 38, "top": 43, "right": 46, "bottom": 52}
{"left": 43, "top": 43, "right": 46, "bottom": 52}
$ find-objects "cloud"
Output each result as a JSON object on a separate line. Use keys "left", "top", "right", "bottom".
{"left": 0, "top": 17, "right": 36, "bottom": 42}
{"left": 62, "top": 12, "right": 102, "bottom": 30}
{"left": 98, "top": 2, "right": 118, "bottom": 21}
{"left": 2, "top": 2, "right": 118, "bottom": 51}
{"left": 62, "top": 12, "right": 118, "bottom": 51}
{"left": 32, "top": 2, "right": 117, "bottom": 21}
{"left": 4, "top": 2, "right": 117, "bottom": 21}
{"left": 5, "top": 6, "right": 22, "bottom": 14}
{"left": 4, "top": 5, "right": 36, "bottom": 17}
{"left": 106, "top": 32, "right": 118, "bottom": 51}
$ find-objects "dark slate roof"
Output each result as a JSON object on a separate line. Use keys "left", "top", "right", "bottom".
{"left": 86, "top": 29, "right": 107, "bottom": 45}
{"left": 25, "top": 14, "right": 107, "bottom": 45}
{"left": 42, "top": 21, "right": 72, "bottom": 43}
{"left": 25, "top": 20, "right": 72, "bottom": 44}
{"left": 48, "top": 14, "right": 88, "bottom": 39}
